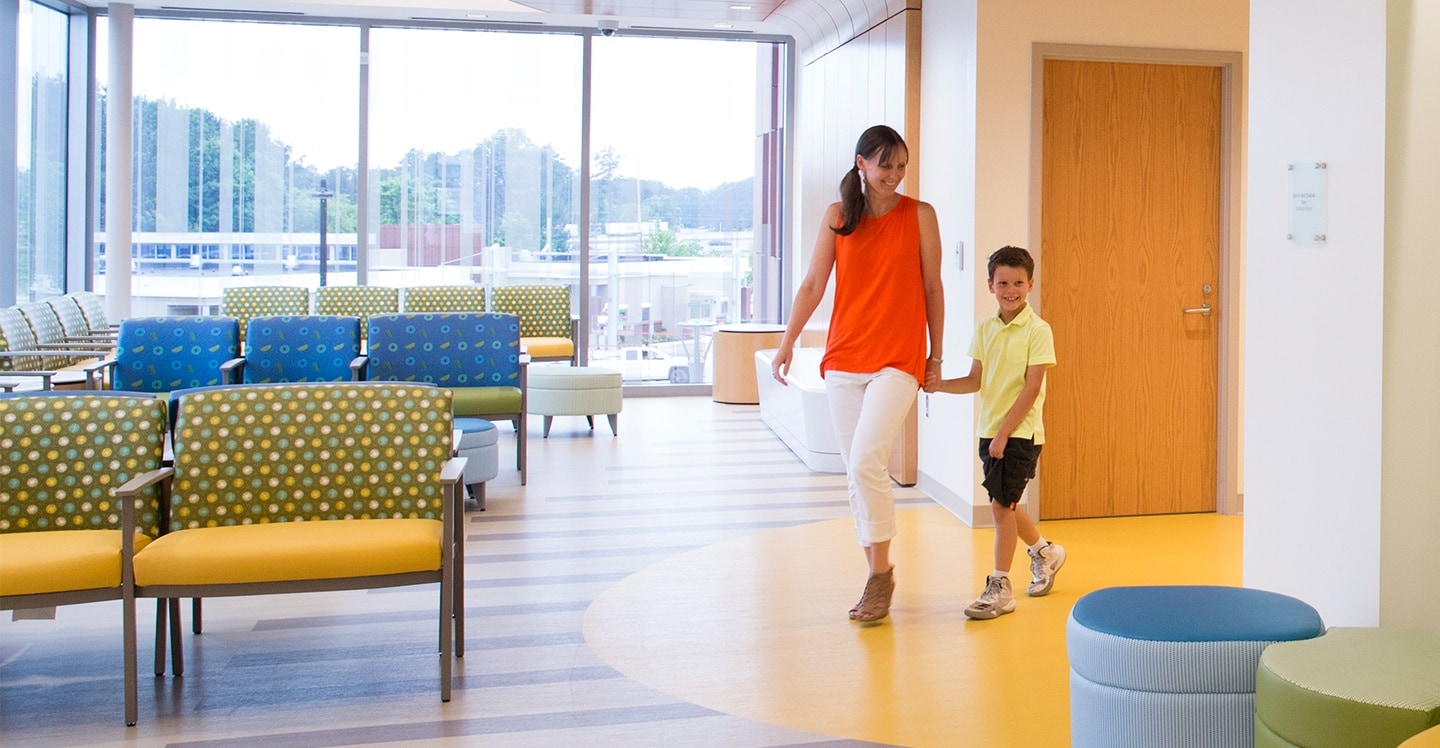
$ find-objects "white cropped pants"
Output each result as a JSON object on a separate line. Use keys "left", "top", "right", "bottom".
{"left": 824, "top": 367, "right": 918, "bottom": 546}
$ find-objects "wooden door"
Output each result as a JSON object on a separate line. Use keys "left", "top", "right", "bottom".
{"left": 1039, "top": 59, "right": 1221, "bottom": 518}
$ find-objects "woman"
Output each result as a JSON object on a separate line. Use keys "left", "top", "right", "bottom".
{"left": 770, "top": 124, "right": 944, "bottom": 623}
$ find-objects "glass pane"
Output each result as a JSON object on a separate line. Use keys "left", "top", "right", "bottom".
{"left": 590, "top": 36, "right": 767, "bottom": 385}
{"left": 16, "top": 0, "right": 68, "bottom": 302}
{"left": 96, "top": 19, "right": 358, "bottom": 315}
{"left": 367, "top": 28, "right": 581, "bottom": 306}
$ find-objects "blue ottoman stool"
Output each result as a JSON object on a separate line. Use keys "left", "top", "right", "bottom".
{"left": 453, "top": 417, "right": 499, "bottom": 510}
{"left": 1067, "top": 585, "right": 1325, "bottom": 748}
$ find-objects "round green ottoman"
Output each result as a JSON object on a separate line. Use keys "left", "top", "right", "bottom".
{"left": 1256, "top": 628, "right": 1440, "bottom": 748}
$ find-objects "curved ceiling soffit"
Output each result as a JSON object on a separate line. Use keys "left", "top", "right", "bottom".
{"left": 769, "top": 0, "right": 918, "bottom": 65}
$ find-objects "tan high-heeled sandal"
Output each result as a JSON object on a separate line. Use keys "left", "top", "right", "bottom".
{"left": 848, "top": 566, "right": 895, "bottom": 622}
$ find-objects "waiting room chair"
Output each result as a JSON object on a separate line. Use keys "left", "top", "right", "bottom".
{"left": 71, "top": 292, "right": 120, "bottom": 336}
{"left": 313, "top": 286, "right": 400, "bottom": 343}
{"left": 0, "top": 306, "right": 96, "bottom": 389}
{"left": 89, "top": 316, "right": 241, "bottom": 394}
{"left": 228, "top": 315, "right": 365, "bottom": 384}
{"left": 0, "top": 390, "right": 168, "bottom": 726}
{"left": 489, "top": 284, "right": 579, "bottom": 364}
{"left": 404, "top": 285, "right": 488, "bottom": 314}
{"left": 220, "top": 286, "right": 310, "bottom": 343}
{"left": 46, "top": 295, "right": 119, "bottom": 344}
{"left": 366, "top": 312, "right": 527, "bottom": 484}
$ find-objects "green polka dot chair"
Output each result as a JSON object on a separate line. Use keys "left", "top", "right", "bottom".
{"left": 0, "top": 391, "right": 169, "bottom": 726}
{"left": 313, "top": 286, "right": 401, "bottom": 343}
{"left": 97, "top": 316, "right": 242, "bottom": 395}
{"left": 0, "top": 306, "right": 91, "bottom": 388}
{"left": 120, "top": 382, "right": 464, "bottom": 703}
{"left": 366, "top": 312, "right": 527, "bottom": 485}
{"left": 18, "top": 301, "right": 114, "bottom": 368}
{"left": 46, "top": 294, "right": 118, "bottom": 344}
{"left": 403, "top": 285, "right": 488, "bottom": 314}
{"left": 489, "top": 284, "right": 579, "bottom": 364}
{"left": 220, "top": 286, "right": 311, "bottom": 344}
{"left": 71, "top": 292, "right": 118, "bottom": 335}
{"left": 235, "top": 315, "right": 364, "bottom": 384}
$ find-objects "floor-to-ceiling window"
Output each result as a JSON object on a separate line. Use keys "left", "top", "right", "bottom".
{"left": 95, "top": 18, "right": 358, "bottom": 315}
{"left": 366, "top": 27, "right": 581, "bottom": 297}
{"left": 15, "top": 0, "right": 69, "bottom": 303}
{"left": 589, "top": 36, "right": 767, "bottom": 385}
{"left": 85, "top": 16, "right": 785, "bottom": 387}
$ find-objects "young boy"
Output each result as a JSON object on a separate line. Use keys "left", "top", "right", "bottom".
{"left": 926, "top": 245, "right": 1065, "bottom": 620}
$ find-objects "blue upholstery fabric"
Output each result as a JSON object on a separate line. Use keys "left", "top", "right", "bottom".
{"left": 365, "top": 313, "right": 521, "bottom": 388}
{"left": 1070, "top": 585, "right": 1325, "bottom": 643}
{"left": 242, "top": 315, "right": 361, "bottom": 384}
{"left": 114, "top": 317, "right": 240, "bottom": 393}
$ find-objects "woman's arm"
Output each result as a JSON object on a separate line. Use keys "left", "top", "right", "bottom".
{"left": 772, "top": 203, "right": 840, "bottom": 384}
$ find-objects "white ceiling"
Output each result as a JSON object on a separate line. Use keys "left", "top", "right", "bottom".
{"left": 89, "top": 0, "right": 916, "bottom": 61}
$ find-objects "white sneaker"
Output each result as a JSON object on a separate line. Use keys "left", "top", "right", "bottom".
{"left": 964, "top": 575, "right": 1016, "bottom": 620}
{"left": 1027, "top": 542, "right": 1066, "bottom": 597}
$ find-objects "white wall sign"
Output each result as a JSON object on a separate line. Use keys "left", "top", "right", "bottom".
{"left": 1288, "top": 162, "right": 1328, "bottom": 244}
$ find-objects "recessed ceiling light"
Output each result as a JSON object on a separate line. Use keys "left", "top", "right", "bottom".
{"left": 730, "top": 4, "right": 752, "bottom": 9}
{"left": 714, "top": 22, "right": 733, "bottom": 28}
{"left": 466, "top": 13, "right": 487, "bottom": 18}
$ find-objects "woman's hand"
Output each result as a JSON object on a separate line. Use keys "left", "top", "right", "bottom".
{"left": 771, "top": 347, "right": 793, "bottom": 385}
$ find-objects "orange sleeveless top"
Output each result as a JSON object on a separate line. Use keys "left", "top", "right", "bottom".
{"left": 821, "top": 195, "right": 927, "bottom": 386}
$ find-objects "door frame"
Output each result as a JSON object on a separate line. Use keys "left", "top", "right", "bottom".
{"left": 1028, "top": 43, "right": 1245, "bottom": 516}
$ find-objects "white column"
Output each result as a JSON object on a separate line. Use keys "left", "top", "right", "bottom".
{"left": 104, "top": 3, "right": 133, "bottom": 320}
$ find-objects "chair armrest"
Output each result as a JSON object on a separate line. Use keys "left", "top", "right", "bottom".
{"left": 116, "top": 467, "right": 174, "bottom": 500}
{"left": 349, "top": 355, "right": 368, "bottom": 381}
{"left": 119, "top": 467, "right": 173, "bottom": 555}
{"left": 441, "top": 456, "right": 465, "bottom": 485}
{"left": 220, "top": 357, "right": 245, "bottom": 384}
{"left": 83, "top": 357, "right": 116, "bottom": 389}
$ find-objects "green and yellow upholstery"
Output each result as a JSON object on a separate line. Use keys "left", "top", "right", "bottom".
{"left": 47, "top": 295, "right": 116, "bottom": 344}
{"left": 489, "top": 284, "right": 578, "bottom": 364}
{"left": 121, "top": 382, "right": 463, "bottom": 704}
{"left": 0, "top": 306, "right": 45, "bottom": 372}
{"left": 366, "top": 312, "right": 527, "bottom": 484}
{"left": 404, "top": 285, "right": 488, "bottom": 313}
{"left": 71, "top": 292, "right": 115, "bottom": 335}
{"left": 220, "top": 286, "right": 310, "bottom": 343}
{"left": 0, "top": 391, "right": 167, "bottom": 726}
{"left": 313, "top": 286, "right": 400, "bottom": 342}
{"left": 17, "top": 301, "right": 111, "bottom": 369}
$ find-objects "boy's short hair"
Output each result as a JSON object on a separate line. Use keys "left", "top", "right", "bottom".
{"left": 987, "top": 245, "right": 1035, "bottom": 280}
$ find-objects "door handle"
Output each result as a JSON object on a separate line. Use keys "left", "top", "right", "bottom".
{"left": 1183, "top": 303, "right": 1212, "bottom": 316}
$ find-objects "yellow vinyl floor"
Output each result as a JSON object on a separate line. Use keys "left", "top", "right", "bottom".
{"left": 586, "top": 506, "right": 1242, "bottom": 747}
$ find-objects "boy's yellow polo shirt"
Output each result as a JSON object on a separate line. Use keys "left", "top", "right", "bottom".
{"left": 967, "top": 304, "right": 1056, "bottom": 442}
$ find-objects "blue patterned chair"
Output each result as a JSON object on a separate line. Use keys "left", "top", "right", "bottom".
{"left": 0, "top": 391, "right": 168, "bottom": 725}
{"left": 120, "top": 383, "right": 463, "bottom": 704}
{"left": 90, "top": 316, "right": 241, "bottom": 394}
{"left": 220, "top": 286, "right": 311, "bottom": 344}
{"left": 230, "top": 315, "right": 364, "bottom": 384}
{"left": 366, "top": 312, "right": 527, "bottom": 485}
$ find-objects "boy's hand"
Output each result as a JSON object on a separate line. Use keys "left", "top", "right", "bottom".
{"left": 923, "top": 369, "right": 941, "bottom": 392}
{"left": 988, "top": 434, "right": 1008, "bottom": 459}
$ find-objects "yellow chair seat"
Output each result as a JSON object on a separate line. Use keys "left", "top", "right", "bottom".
{"left": 0, "top": 531, "right": 153, "bottom": 596}
{"left": 521, "top": 337, "right": 575, "bottom": 360}
{"left": 133, "top": 519, "right": 442, "bottom": 586}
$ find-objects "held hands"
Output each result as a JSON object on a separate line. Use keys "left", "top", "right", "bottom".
{"left": 923, "top": 359, "right": 942, "bottom": 392}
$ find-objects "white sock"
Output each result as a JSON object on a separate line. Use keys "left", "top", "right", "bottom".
{"left": 991, "top": 570, "right": 1009, "bottom": 580}
{"left": 1028, "top": 538, "right": 1049, "bottom": 554}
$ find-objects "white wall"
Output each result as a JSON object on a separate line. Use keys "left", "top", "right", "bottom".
{"left": 915, "top": 1, "right": 978, "bottom": 519}
{"left": 1381, "top": 0, "right": 1440, "bottom": 627}
{"left": 1245, "top": 0, "right": 1387, "bottom": 626}
{"left": 916, "top": 0, "right": 1248, "bottom": 523}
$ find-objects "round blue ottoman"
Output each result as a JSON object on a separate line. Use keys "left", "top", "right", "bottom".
{"left": 1067, "top": 585, "right": 1324, "bottom": 748}
{"left": 453, "top": 417, "right": 499, "bottom": 510}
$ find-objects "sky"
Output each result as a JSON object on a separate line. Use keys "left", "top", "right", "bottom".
{"left": 95, "top": 18, "right": 762, "bottom": 190}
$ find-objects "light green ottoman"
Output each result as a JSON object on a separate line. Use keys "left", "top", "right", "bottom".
{"left": 527, "top": 366, "right": 622, "bottom": 438}
{"left": 1256, "top": 628, "right": 1440, "bottom": 748}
